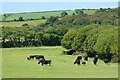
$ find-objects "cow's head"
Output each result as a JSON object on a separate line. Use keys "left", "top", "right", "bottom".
{"left": 27, "top": 57, "right": 30, "bottom": 60}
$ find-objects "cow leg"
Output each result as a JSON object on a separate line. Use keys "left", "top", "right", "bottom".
{"left": 38, "top": 61, "right": 40, "bottom": 64}
{"left": 41, "top": 63, "right": 44, "bottom": 66}
{"left": 77, "top": 61, "right": 80, "bottom": 65}
{"left": 49, "top": 62, "right": 51, "bottom": 66}
{"left": 31, "top": 57, "right": 34, "bottom": 60}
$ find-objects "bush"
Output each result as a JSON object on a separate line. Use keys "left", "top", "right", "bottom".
{"left": 22, "top": 23, "right": 29, "bottom": 27}
{"left": 61, "top": 24, "right": 118, "bottom": 62}
{"left": 41, "top": 16, "right": 46, "bottom": 19}
{"left": 61, "top": 11, "right": 68, "bottom": 17}
{"left": 19, "top": 17, "right": 24, "bottom": 21}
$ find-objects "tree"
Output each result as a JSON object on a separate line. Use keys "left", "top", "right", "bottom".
{"left": 19, "top": 17, "right": 24, "bottom": 21}
{"left": 3, "top": 14, "right": 6, "bottom": 17}
{"left": 75, "top": 9, "right": 84, "bottom": 15}
{"left": 73, "top": 17, "right": 90, "bottom": 26}
{"left": 14, "top": 19, "right": 17, "bottom": 21}
{"left": 99, "top": 8, "right": 105, "bottom": 12}
{"left": 22, "top": 23, "right": 29, "bottom": 27}
{"left": 46, "top": 16, "right": 58, "bottom": 24}
{"left": 107, "top": 8, "right": 111, "bottom": 10}
{"left": 61, "top": 29, "right": 77, "bottom": 49}
{"left": 61, "top": 11, "right": 68, "bottom": 17}
{"left": 72, "top": 13, "right": 75, "bottom": 15}
{"left": 41, "top": 16, "right": 46, "bottom": 19}
{"left": 61, "top": 25, "right": 118, "bottom": 62}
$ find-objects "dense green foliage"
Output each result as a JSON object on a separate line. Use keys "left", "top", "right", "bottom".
{"left": 61, "top": 24, "right": 119, "bottom": 62}
{"left": 2, "top": 26, "right": 68, "bottom": 47}
{"left": 57, "top": 8, "right": 118, "bottom": 27}
{"left": 61, "top": 11, "right": 68, "bottom": 17}
{"left": 45, "top": 16, "right": 59, "bottom": 24}
{"left": 75, "top": 9, "right": 85, "bottom": 15}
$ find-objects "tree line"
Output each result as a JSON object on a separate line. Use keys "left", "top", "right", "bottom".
{"left": 2, "top": 26, "right": 68, "bottom": 48}
{"left": 61, "top": 24, "right": 119, "bottom": 62}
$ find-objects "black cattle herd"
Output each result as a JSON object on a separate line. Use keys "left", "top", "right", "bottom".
{"left": 27, "top": 54, "right": 111, "bottom": 66}
{"left": 27, "top": 55, "right": 51, "bottom": 66}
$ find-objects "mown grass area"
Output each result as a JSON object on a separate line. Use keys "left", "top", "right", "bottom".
{"left": 2, "top": 46, "right": 118, "bottom": 78}
{"left": 1, "top": 19, "right": 46, "bottom": 27}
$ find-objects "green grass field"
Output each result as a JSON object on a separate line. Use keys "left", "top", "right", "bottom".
{"left": 2, "top": 10, "right": 74, "bottom": 21}
{"left": 1, "top": 10, "right": 97, "bottom": 27}
{"left": 2, "top": 46, "right": 118, "bottom": 78}
{"left": 1, "top": 19, "right": 46, "bottom": 27}
{"left": 2, "top": 10, "right": 97, "bottom": 21}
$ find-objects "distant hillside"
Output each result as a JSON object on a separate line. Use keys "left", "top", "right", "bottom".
{"left": 1, "top": 9, "right": 97, "bottom": 21}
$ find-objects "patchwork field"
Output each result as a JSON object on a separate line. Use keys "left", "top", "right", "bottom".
{"left": 2, "top": 46, "right": 118, "bottom": 78}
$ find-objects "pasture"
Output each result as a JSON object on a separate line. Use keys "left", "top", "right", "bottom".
{"left": 2, "top": 46, "right": 118, "bottom": 78}
{"left": 2, "top": 10, "right": 97, "bottom": 21}
{"left": 1, "top": 19, "right": 46, "bottom": 27}
{"left": 1, "top": 9, "right": 97, "bottom": 27}
{"left": 2, "top": 10, "right": 74, "bottom": 21}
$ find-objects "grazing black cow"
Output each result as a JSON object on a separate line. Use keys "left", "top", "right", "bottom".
{"left": 104, "top": 59, "right": 110, "bottom": 65}
{"left": 74, "top": 59, "right": 80, "bottom": 65}
{"left": 27, "top": 55, "right": 44, "bottom": 60}
{"left": 67, "top": 50, "right": 76, "bottom": 55}
{"left": 74, "top": 56, "right": 82, "bottom": 65}
{"left": 62, "top": 50, "right": 76, "bottom": 55}
{"left": 35, "top": 55, "right": 44, "bottom": 60}
{"left": 27, "top": 55, "right": 36, "bottom": 60}
{"left": 82, "top": 61, "right": 86, "bottom": 65}
{"left": 84, "top": 56, "right": 88, "bottom": 61}
{"left": 93, "top": 55, "right": 98, "bottom": 65}
{"left": 77, "top": 56, "right": 82, "bottom": 60}
{"left": 38, "top": 58, "right": 51, "bottom": 66}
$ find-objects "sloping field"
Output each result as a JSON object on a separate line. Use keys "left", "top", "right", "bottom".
{"left": 2, "top": 10, "right": 74, "bottom": 21}
{"left": 2, "top": 10, "right": 97, "bottom": 21}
